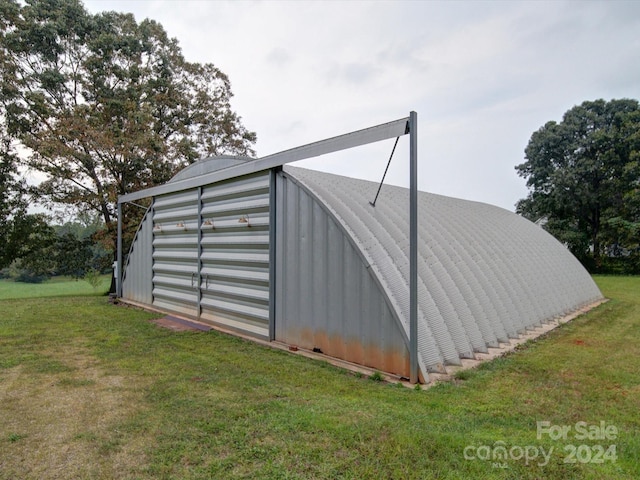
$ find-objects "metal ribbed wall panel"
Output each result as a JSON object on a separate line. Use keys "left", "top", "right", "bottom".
{"left": 275, "top": 173, "right": 410, "bottom": 377}
{"left": 152, "top": 189, "right": 200, "bottom": 317}
{"left": 283, "top": 166, "right": 604, "bottom": 374}
{"left": 122, "top": 170, "right": 271, "bottom": 337}
{"left": 122, "top": 207, "right": 153, "bottom": 304}
{"left": 199, "top": 172, "right": 270, "bottom": 338}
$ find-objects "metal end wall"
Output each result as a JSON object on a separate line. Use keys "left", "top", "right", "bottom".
{"left": 275, "top": 171, "right": 410, "bottom": 377}
{"left": 122, "top": 207, "right": 153, "bottom": 304}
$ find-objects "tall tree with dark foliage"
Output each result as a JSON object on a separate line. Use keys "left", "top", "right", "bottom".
{"left": 516, "top": 99, "right": 640, "bottom": 271}
{"left": 1, "top": 0, "right": 256, "bottom": 286}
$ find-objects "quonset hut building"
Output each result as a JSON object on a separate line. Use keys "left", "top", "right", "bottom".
{"left": 117, "top": 113, "right": 603, "bottom": 383}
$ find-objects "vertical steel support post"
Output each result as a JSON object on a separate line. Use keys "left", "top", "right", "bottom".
{"left": 409, "top": 111, "right": 419, "bottom": 384}
{"left": 268, "top": 168, "right": 278, "bottom": 341}
{"left": 197, "top": 187, "right": 203, "bottom": 320}
{"left": 116, "top": 201, "right": 123, "bottom": 297}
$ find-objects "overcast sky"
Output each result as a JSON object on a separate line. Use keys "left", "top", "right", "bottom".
{"left": 84, "top": 0, "right": 640, "bottom": 211}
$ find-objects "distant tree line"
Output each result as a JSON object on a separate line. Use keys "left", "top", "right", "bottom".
{"left": 1, "top": 215, "right": 112, "bottom": 283}
{"left": 516, "top": 99, "right": 640, "bottom": 274}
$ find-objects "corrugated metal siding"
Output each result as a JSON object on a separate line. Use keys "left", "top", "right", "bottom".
{"left": 122, "top": 207, "right": 153, "bottom": 304}
{"left": 146, "top": 172, "right": 270, "bottom": 337}
{"left": 121, "top": 169, "right": 271, "bottom": 338}
{"left": 275, "top": 172, "right": 410, "bottom": 377}
{"left": 199, "top": 172, "right": 270, "bottom": 338}
{"left": 283, "top": 166, "right": 603, "bottom": 374}
{"left": 152, "top": 189, "right": 200, "bottom": 317}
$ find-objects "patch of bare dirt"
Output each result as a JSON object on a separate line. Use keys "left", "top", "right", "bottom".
{"left": 0, "top": 347, "right": 151, "bottom": 479}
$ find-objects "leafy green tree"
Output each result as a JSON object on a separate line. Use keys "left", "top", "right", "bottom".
{"left": 0, "top": 1, "right": 28, "bottom": 268}
{"left": 0, "top": 109, "right": 54, "bottom": 269}
{"left": 8, "top": 218, "right": 57, "bottom": 282}
{"left": 54, "top": 231, "right": 93, "bottom": 278}
{"left": 7, "top": 218, "right": 113, "bottom": 282}
{"left": 0, "top": 134, "right": 23, "bottom": 267}
{"left": 516, "top": 99, "right": 640, "bottom": 270}
{"left": 1, "top": 0, "right": 257, "bottom": 287}
{"left": 54, "top": 217, "right": 112, "bottom": 277}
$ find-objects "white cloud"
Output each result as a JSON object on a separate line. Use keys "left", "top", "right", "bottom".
{"left": 81, "top": 0, "right": 640, "bottom": 211}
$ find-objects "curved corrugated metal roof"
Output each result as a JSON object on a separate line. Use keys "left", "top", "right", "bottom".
{"left": 283, "top": 166, "right": 603, "bottom": 373}
{"left": 169, "top": 155, "right": 253, "bottom": 183}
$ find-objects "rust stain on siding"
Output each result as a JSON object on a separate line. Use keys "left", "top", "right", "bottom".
{"left": 292, "top": 327, "right": 410, "bottom": 378}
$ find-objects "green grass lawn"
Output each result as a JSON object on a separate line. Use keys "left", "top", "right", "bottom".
{"left": 0, "top": 275, "right": 111, "bottom": 300}
{"left": 0, "top": 276, "right": 638, "bottom": 479}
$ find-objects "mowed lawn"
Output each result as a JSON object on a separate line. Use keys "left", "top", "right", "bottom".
{"left": 0, "top": 276, "right": 638, "bottom": 479}
{"left": 0, "top": 275, "right": 111, "bottom": 299}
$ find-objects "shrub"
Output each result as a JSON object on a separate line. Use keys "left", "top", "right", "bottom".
{"left": 13, "top": 269, "right": 48, "bottom": 284}
{"left": 8, "top": 260, "right": 50, "bottom": 283}
{"left": 83, "top": 269, "right": 102, "bottom": 290}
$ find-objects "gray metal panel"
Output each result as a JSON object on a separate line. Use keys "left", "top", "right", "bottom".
{"left": 199, "top": 172, "right": 270, "bottom": 338}
{"left": 119, "top": 117, "right": 410, "bottom": 204}
{"left": 169, "top": 156, "right": 251, "bottom": 182}
{"left": 283, "top": 166, "right": 604, "bottom": 374}
{"left": 275, "top": 172, "right": 410, "bottom": 377}
{"left": 122, "top": 207, "right": 153, "bottom": 304}
{"left": 152, "top": 189, "right": 200, "bottom": 318}
{"left": 143, "top": 173, "right": 271, "bottom": 337}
